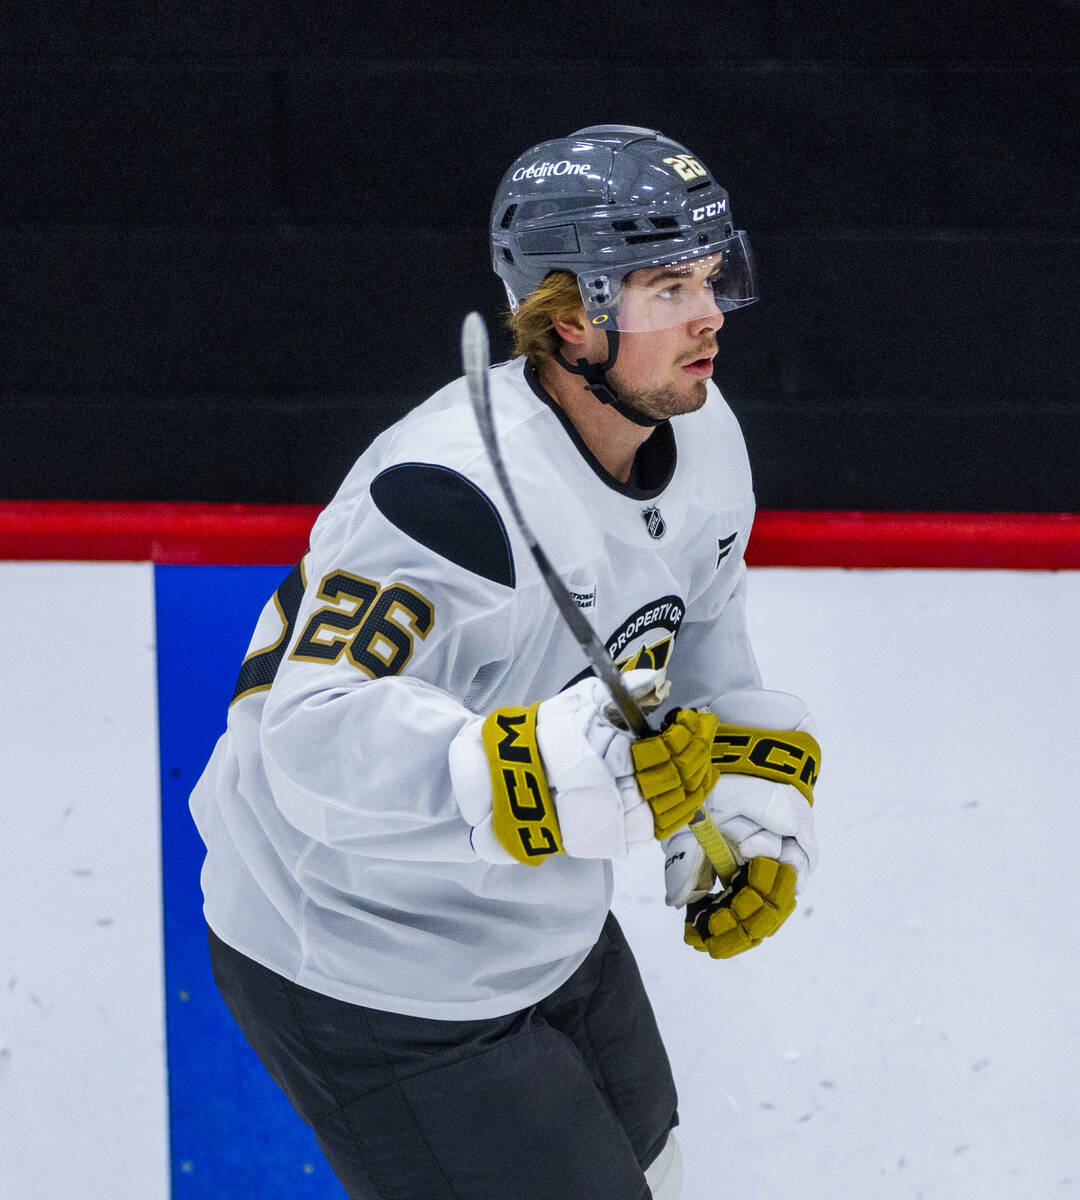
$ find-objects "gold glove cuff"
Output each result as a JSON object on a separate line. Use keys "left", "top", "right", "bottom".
{"left": 711, "top": 726, "right": 821, "bottom": 806}
{"left": 481, "top": 703, "right": 564, "bottom": 866}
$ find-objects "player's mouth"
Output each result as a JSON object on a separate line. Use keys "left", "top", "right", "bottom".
{"left": 680, "top": 353, "right": 716, "bottom": 377}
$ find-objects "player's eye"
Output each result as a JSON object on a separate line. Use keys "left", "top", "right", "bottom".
{"left": 656, "top": 281, "right": 691, "bottom": 301}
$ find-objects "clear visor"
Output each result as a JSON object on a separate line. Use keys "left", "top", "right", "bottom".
{"left": 578, "top": 230, "right": 758, "bottom": 333}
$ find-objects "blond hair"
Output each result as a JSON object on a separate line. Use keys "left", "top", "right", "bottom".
{"left": 504, "top": 270, "right": 584, "bottom": 368}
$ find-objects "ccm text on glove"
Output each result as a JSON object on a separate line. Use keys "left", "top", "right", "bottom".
{"left": 449, "top": 671, "right": 713, "bottom": 864}
{"left": 662, "top": 689, "right": 821, "bottom": 959}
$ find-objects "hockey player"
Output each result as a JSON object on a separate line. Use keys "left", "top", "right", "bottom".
{"left": 190, "top": 125, "right": 820, "bottom": 1200}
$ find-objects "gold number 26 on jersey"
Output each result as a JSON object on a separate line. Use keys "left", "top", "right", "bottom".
{"left": 232, "top": 560, "right": 436, "bottom": 705}
{"left": 290, "top": 569, "right": 435, "bottom": 678}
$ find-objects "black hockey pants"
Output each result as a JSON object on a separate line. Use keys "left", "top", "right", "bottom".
{"left": 209, "top": 912, "right": 678, "bottom": 1200}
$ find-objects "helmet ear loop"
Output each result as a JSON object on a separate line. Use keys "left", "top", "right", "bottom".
{"left": 554, "top": 331, "right": 663, "bottom": 429}
{"left": 581, "top": 328, "right": 619, "bottom": 375}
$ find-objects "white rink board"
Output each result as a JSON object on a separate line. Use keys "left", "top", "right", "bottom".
{"left": 0, "top": 564, "right": 169, "bottom": 1200}
{"left": 614, "top": 568, "right": 1080, "bottom": 1200}
{"left": 1, "top": 563, "right": 1077, "bottom": 1200}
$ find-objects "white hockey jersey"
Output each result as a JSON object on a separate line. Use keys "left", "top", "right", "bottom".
{"left": 190, "top": 358, "right": 761, "bottom": 1019}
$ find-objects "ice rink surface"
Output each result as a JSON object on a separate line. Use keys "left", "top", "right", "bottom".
{"left": 615, "top": 568, "right": 1080, "bottom": 1200}
{"left": 2, "top": 563, "right": 1077, "bottom": 1199}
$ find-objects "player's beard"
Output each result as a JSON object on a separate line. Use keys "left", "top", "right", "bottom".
{"left": 607, "top": 367, "right": 710, "bottom": 421}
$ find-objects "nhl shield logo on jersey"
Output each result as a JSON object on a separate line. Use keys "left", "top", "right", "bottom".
{"left": 642, "top": 505, "right": 666, "bottom": 540}
{"left": 605, "top": 594, "right": 685, "bottom": 673}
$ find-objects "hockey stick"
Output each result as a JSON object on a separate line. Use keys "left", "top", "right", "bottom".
{"left": 460, "top": 311, "right": 740, "bottom": 888}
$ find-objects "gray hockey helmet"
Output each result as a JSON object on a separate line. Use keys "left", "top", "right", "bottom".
{"left": 490, "top": 125, "right": 757, "bottom": 332}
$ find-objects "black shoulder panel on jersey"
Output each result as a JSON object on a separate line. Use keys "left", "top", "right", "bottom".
{"left": 370, "top": 463, "right": 516, "bottom": 588}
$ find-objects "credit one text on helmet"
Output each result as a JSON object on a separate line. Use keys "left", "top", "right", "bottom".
{"left": 512, "top": 160, "right": 592, "bottom": 181}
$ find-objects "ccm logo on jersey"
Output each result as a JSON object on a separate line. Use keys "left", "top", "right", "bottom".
{"left": 691, "top": 199, "right": 727, "bottom": 222}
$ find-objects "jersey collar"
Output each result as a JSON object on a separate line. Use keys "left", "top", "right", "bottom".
{"left": 523, "top": 363, "right": 677, "bottom": 500}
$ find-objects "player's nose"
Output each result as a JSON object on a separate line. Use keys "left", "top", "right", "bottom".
{"left": 688, "top": 306, "right": 724, "bottom": 336}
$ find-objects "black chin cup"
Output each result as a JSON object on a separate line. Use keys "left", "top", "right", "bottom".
{"left": 555, "top": 330, "right": 662, "bottom": 429}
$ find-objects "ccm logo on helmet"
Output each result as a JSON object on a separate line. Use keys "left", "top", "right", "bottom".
{"left": 512, "top": 159, "right": 591, "bottom": 181}
{"left": 691, "top": 199, "right": 728, "bottom": 222}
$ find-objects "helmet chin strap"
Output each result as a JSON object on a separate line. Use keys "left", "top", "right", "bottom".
{"left": 554, "top": 330, "right": 663, "bottom": 428}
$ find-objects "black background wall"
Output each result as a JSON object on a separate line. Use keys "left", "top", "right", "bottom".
{"left": 2, "top": 0, "right": 1078, "bottom": 510}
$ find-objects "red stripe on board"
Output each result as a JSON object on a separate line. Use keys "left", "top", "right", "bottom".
{"left": 0, "top": 502, "right": 322, "bottom": 565}
{"left": 0, "top": 502, "right": 1078, "bottom": 569}
{"left": 745, "top": 511, "right": 1080, "bottom": 570}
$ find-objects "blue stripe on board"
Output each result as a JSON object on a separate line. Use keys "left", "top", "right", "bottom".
{"left": 155, "top": 564, "right": 348, "bottom": 1200}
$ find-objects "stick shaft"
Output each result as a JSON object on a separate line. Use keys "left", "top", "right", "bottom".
{"left": 460, "top": 312, "right": 740, "bottom": 886}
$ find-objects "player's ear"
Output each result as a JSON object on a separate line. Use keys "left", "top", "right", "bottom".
{"left": 552, "top": 307, "right": 589, "bottom": 348}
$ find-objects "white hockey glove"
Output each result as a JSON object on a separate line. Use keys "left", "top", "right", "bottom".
{"left": 662, "top": 689, "right": 820, "bottom": 958}
{"left": 450, "top": 669, "right": 697, "bottom": 865}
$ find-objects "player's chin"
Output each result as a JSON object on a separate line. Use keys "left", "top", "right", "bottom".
{"left": 671, "top": 376, "right": 710, "bottom": 413}
{"left": 624, "top": 376, "right": 708, "bottom": 421}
